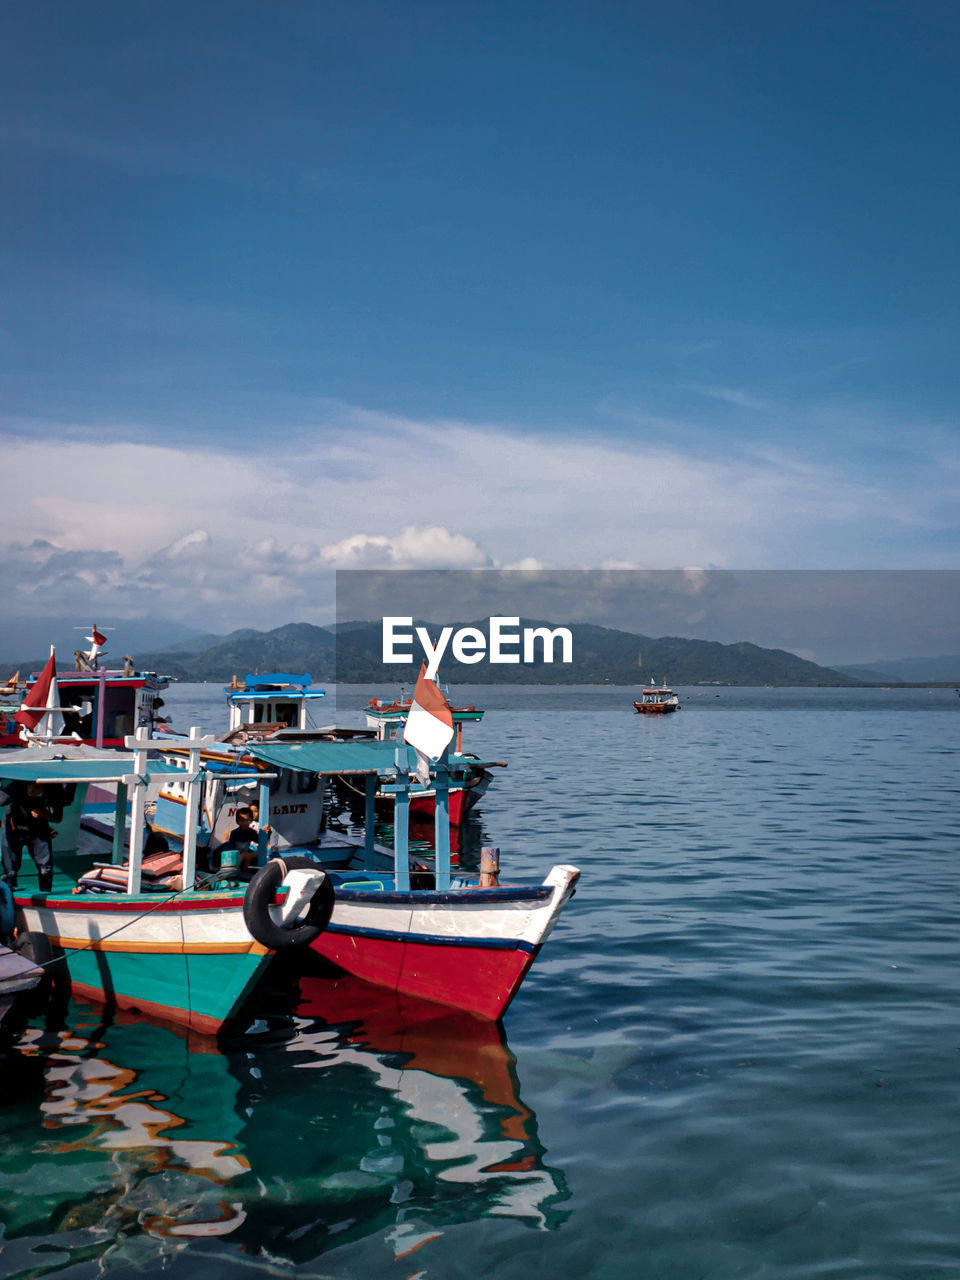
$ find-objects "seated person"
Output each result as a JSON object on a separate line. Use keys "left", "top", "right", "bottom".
{"left": 151, "top": 697, "right": 172, "bottom": 730}
{"left": 220, "top": 807, "right": 260, "bottom": 872}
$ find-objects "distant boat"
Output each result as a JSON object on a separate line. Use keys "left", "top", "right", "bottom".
{"left": 633, "top": 680, "right": 681, "bottom": 715}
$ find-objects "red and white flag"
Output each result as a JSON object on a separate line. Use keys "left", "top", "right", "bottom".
{"left": 14, "top": 647, "right": 64, "bottom": 736}
{"left": 81, "top": 624, "right": 108, "bottom": 669}
{"left": 403, "top": 662, "right": 454, "bottom": 785}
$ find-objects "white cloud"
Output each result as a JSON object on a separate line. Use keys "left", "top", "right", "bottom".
{"left": 316, "top": 526, "right": 491, "bottom": 570}
{"left": 690, "top": 385, "right": 771, "bottom": 411}
{"left": 502, "top": 556, "right": 548, "bottom": 570}
{"left": 162, "top": 530, "right": 213, "bottom": 558}
{"left": 1, "top": 403, "right": 954, "bottom": 633}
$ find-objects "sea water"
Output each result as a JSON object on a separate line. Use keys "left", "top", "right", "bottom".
{"left": 2, "top": 684, "right": 959, "bottom": 1279}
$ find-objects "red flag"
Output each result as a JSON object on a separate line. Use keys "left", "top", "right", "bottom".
{"left": 403, "top": 662, "right": 454, "bottom": 784}
{"left": 91, "top": 626, "right": 107, "bottom": 646}
{"left": 14, "top": 650, "right": 56, "bottom": 731}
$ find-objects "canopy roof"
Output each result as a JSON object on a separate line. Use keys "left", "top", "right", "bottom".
{"left": 0, "top": 746, "right": 265, "bottom": 785}
{"left": 226, "top": 690, "right": 327, "bottom": 702}
{"left": 225, "top": 673, "right": 321, "bottom": 692}
{"left": 28, "top": 670, "right": 167, "bottom": 688}
{"left": 246, "top": 739, "right": 412, "bottom": 776}
{"left": 245, "top": 740, "right": 501, "bottom": 777}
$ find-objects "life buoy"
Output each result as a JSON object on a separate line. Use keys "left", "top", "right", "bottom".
{"left": 242, "top": 856, "right": 335, "bottom": 950}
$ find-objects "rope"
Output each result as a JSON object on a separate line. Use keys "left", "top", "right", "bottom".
{"left": 337, "top": 774, "right": 371, "bottom": 799}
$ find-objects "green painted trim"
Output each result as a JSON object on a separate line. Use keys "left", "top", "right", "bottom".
{"left": 61, "top": 946, "right": 271, "bottom": 1028}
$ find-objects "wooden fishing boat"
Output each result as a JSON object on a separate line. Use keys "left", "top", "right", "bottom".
{"left": 363, "top": 692, "right": 494, "bottom": 828}
{"left": 1, "top": 733, "right": 314, "bottom": 1035}
{"left": 223, "top": 671, "right": 326, "bottom": 738}
{"left": 184, "top": 674, "right": 497, "bottom": 845}
{"left": 365, "top": 694, "right": 484, "bottom": 743}
{"left": 315, "top": 865, "right": 578, "bottom": 1020}
{"left": 243, "top": 739, "right": 579, "bottom": 1020}
{"left": 81, "top": 672, "right": 399, "bottom": 872}
{"left": 146, "top": 739, "right": 403, "bottom": 872}
{"left": 4, "top": 733, "right": 579, "bottom": 1030}
{"left": 0, "top": 629, "right": 169, "bottom": 749}
{"left": 633, "top": 680, "right": 681, "bottom": 714}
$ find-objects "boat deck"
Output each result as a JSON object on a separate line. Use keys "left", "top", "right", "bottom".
{"left": 11, "top": 851, "right": 100, "bottom": 897}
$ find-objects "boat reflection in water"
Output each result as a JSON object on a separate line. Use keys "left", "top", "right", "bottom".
{"left": 2, "top": 976, "right": 570, "bottom": 1273}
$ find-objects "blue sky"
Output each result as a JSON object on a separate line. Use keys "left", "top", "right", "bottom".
{"left": 2, "top": 1, "right": 959, "bottom": 655}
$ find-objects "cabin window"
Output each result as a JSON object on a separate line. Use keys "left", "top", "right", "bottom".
{"left": 61, "top": 687, "right": 95, "bottom": 739}
{"left": 276, "top": 769, "right": 318, "bottom": 795}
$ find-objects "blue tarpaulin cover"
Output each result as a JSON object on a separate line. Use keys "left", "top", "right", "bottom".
{"left": 246, "top": 740, "right": 411, "bottom": 775}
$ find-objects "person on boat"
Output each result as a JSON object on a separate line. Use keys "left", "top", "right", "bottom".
{"left": 150, "top": 698, "right": 172, "bottom": 731}
{"left": 0, "top": 781, "right": 56, "bottom": 893}
{"left": 220, "top": 806, "right": 261, "bottom": 872}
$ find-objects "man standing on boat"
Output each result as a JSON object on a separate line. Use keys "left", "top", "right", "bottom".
{"left": 0, "top": 781, "right": 56, "bottom": 893}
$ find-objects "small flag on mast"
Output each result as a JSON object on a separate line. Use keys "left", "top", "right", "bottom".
{"left": 403, "top": 662, "right": 455, "bottom": 785}
{"left": 83, "top": 624, "right": 108, "bottom": 669}
{"left": 14, "top": 647, "right": 64, "bottom": 736}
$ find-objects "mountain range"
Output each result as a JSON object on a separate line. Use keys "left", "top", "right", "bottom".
{"left": 13, "top": 619, "right": 876, "bottom": 686}
{"left": 9, "top": 619, "right": 956, "bottom": 686}
{"left": 832, "top": 655, "right": 960, "bottom": 684}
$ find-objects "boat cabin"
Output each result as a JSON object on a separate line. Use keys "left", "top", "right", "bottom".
{"left": 225, "top": 674, "right": 326, "bottom": 737}
{"left": 0, "top": 666, "right": 169, "bottom": 749}
{"left": 58, "top": 668, "right": 169, "bottom": 745}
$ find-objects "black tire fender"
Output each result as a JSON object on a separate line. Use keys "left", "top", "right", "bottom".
{"left": 243, "top": 856, "right": 335, "bottom": 950}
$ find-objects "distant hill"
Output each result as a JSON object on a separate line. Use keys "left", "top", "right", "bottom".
{"left": 833, "top": 655, "right": 960, "bottom": 684}
{"left": 326, "top": 619, "right": 866, "bottom": 686}
{"left": 150, "top": 628, "right": 263, "bottom": 657}
{"left": 115, "top": 619, "right": 866, "bottom": 686}
{"left": 131, "top": 623, "right": 338, "bottom": 683}
{"left": 0, "top": 616, "right": 207, "bottom": 665}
